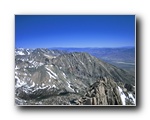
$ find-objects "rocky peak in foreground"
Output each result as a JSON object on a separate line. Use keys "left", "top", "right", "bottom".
{"left": 15, "top": 48, "right": 135, "bottom": 105}
{"left": 73, "top": 77, "right": 135, "bottom": 105}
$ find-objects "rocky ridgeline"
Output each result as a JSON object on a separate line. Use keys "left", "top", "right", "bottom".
{"left": 73, "top": 77, "right": 135, "bottom": 105}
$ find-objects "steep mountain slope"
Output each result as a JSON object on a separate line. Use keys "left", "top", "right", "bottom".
{"left": 15, "top": 48, "right": 135, "bottom": 105}
{"left": 53, "top": 47, "right": 135, "bottom": 76}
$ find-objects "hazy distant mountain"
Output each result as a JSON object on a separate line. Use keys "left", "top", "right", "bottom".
{"left": 50, "top": 47, "right": 135, "bottom": 76}
{"left": 15, "top": 48, "right": 135, "bottom": 105}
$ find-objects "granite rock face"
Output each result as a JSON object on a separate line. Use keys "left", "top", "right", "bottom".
{"left": 15, "top": 48, "right": 135, "bottom": 105}
{"left": 73, "top": 77, "right": 135, "bottom": 105}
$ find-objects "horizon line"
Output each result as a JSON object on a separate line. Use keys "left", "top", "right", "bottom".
{"left": 15, "top": 46, "right": 135, "bottom": 49}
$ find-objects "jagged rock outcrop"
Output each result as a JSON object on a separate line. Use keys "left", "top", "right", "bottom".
{"left": 73, "top": 77, "right": 135, "bottom": 105}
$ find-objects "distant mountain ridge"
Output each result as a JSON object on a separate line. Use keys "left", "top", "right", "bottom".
{"left": 49, "top": 47, "right": 135, "bottom": 62}
{"left": 49, "top": 47, "right": 135, "bottom": 76}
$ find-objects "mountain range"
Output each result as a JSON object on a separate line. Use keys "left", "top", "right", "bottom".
{"left": 15, "top": 48, "right": 135, "bottom": 105}
{"left": 50, "top": 47, "right": 135, "bottom": 76}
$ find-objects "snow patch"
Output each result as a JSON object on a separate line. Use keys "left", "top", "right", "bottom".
{"left": 30, "top": 82, "right": 35, "bottom": 87}
{"left": 39, "top": 62, "right": 44, "bottom": 66}
{"left": 80, "top": 60, "right": 86, "bottom": 67}
{"left": 52, "top": 85, "right": 56, "bottom": 88}
{"left": 16, "top": 51, "right": 25, "bottom": 55}
{"left": 15, "top": 71, "right": 18, "bottom": 75}
{"left": 66, "top": 81, "right": 74, "bottom": 92}
{"left": 88, "top": 58, "right": 92, "bottom": 62}
{"left": 15, "top": 76, "right": 26, "bottom": 87}
{"left": 26, "top": 50, "right": 30, "bottom": 55}
{"left": 24, "top": 73, "right": 27, "bottom": 76}
{"left": 28, "top": 65, "right": 34, "bottom": 68}
{"left": 38, "top": 85, "right": 48, "bottom": 90}
{"left": 32, "top": 85, "right": 49, "bottom": 92}
{"left": 128, "top": 93, "right": 135, "bottom": 104}
{"left": 29, "top": 59, "right": 34, "bottom": 63}
{"left": 15, "top": 66, "right": 19, "bottom": 69}
{"left": 63, "top": 73, "right": 66, "bottom": 79}
{"left": 46, "top": 67, "right": 57, "bottom": 77}
{"left": 44, "top": 54, "right": 51, "bottom": 58}
{"left": 51, "top": 51, "right": 54, "bottom": 54}
{"left": 32, "top": 61, "right": 38, "bottom": 66}
{"left": 46, "top": 71, "right": 56, "bottom": 79}
{"left": 118, "top": 86, "right": 127, "bottom": 105}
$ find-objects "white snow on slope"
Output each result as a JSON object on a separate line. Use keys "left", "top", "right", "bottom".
{"left": 39, "top": 62, "right": 44, "bottom": 66}
{"left": 29, "top": 59, "right": 34, "bottom": 63}
{"left": 30, "top": 82, "right": 35, "bottom": 87}
{"left": 51, "top": 51, "right": 54, "bottom": 54}
{"left": 24, "top": 73, "right": 27, "bottom": 76}
{"left": 16, "top": 51, "right": 25, "bottom": 55}
{"left": 80, "top": 60, "right": 85, "bottom": 66}
{"left": 128, "top": 93, "right": 135, "bottom": 104}
{"left": 28, "top": 65, "right": 34, "bottom": 68}
{"left": 31, "top": 61, "right": 44, "bottom": 67}
{"left": 26, "top": 50, "right": 30, "bottom": 55}
{"left": 118, "top": 86, "right": 127, "bottom": 105}
{"left": 15, "top": 66, "right": 19, "bottom": 69}
{"left": 44, "top": 54, "right": 50, "bottom": 58}
{"left": 15, "top": 71, "right": 18, "bottom": 75}
{"left": 44, "top": 54, "right": 56, "bottom": 59}
{"left": 15, "top": 76, "right": 26, "bottom": 87}
{"left": 39, "top": 85, "right": 48, "bottom": 90}
{"left": 62, "top": 72, "right": 66, "bottom": 79}
{"left": 32, "top": 85, "right": 49, "bottom": 93}
{"left": 52, "top": 85, "right": 56, "bottom": 88}
{"left": 66, "top": 81, "right": 74, "bottom": 92}
{"left": 45, "top": 67, "right": 57, "bottom": 77}
{"left": 15, "top": 97, "right": 27, "bottom": 105}
{"left": 32, "top": 61, "right": 38, "bottom": 66}
{"left": 46, "top": 71, "right": 56, "bottom": 79}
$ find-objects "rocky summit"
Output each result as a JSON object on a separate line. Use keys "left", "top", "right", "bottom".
{"left": 15, "top": 48, "right": 135, "bottom": 105}
{"left": 73, "top": 77, "right": 135, "bottom": 105}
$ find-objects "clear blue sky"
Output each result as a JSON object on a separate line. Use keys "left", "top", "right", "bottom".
{"left": 15, "top": 15, "right": 135, "bottom": 48}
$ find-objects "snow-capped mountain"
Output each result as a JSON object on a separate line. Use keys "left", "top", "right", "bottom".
{"left": 15, "top": 48, "right": 135, "bottom": 105}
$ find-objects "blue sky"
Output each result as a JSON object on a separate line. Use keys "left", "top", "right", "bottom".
{"left": 15, "top": 15, "right": 135, "bottom": 48}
